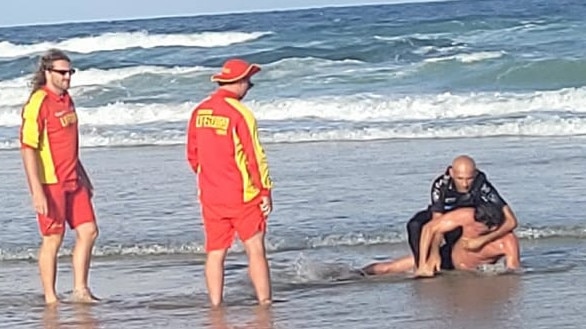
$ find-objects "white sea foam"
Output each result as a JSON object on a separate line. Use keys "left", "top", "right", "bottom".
{"left": 0, "top": 31, "right": 271, "bottom": 59}
{"left": 1, "top": 111, "right": 585, "bottom": 150}
{"left": 0, "top": 224, "right": 582, "bottom": 261}
{"left": 266, "top": 116, "right": 586, "bottom": 143}
{"left": 1, "top": 87, "right": 585, "bottom": 128}
{"left": 0, "top": 65, "right": 209, "bottom": 108}
{"left": 423, "top": 51, "right": 506, "bottom": 63}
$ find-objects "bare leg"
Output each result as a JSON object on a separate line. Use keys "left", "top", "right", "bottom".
{"left": 72, "top": 222, "right": 100, "bottom": 303}
{"left": 206, "top": 248, "right": 228, "bottom": 307}
{"left": 243, "top": 232, "right": 272, "bottom": 306}
{"left": 39, "top": 234, "right": 64, "bottom": 304}
{"left": 362, "top": 255, "right": 415, "bottom": 275}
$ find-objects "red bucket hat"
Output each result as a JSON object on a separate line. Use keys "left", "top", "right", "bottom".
{"left": 211, "top": 59, "right": 261, "bottom": 83}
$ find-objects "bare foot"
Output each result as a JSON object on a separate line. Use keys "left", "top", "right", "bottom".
{"left": 72, "top": 288, "right": 101, "bottom": 304}
{"left": 414, "top": 267, "right": 435, "bottom": 278}
{"left": 45, "top": 297, "right": 60, "bottom": 306}
{"left": 44, "top": 292, "right": 60, "bottom": 305}
{"left": 209, "top": 300, "right": 223, "bottom": 309}
{"left": 258, "top": 299, "right": 272, "bottom": 307}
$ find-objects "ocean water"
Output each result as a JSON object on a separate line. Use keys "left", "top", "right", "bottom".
{"left": 1, "top": 0, "right": 586, "bottom": 328}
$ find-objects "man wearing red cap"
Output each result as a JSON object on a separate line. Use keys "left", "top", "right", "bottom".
{"left": 186, "top": 59, "right": 273, "bottom": 307}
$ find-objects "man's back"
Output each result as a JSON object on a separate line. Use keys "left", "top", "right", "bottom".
{"left": 185, "top": 58, "right": 273, "bottom": 307}
{"left": 187, "top": 89, "right": 271, "bottom": 208}
{"left": 451, "top": 210, "right": 518, "bottom": 270}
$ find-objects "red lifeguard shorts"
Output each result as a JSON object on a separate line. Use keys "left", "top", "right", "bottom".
{"left": 37, "top": 180, "right": 96, "bottom": 236}
{"left": 201, "top": 198, "right": 266, "bottom": 252}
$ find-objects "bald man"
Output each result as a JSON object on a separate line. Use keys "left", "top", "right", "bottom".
{"left": 361, "top": 206, "right": 520, "bottom": 277}
{"left": 406, "top": 155, "right": 518, "bottom": 270}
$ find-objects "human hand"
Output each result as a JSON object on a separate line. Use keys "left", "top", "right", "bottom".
{"left": 470, "top": 221, "right": 491, "bottom": 235}
{"left": 461, "top": 237, "right": 486, "bottom": 252}
{"left": 260, "top": 195, "right": 272, "bottom": 217}
{"left": 32, "top": 190, "right": 48, "bottom": 216}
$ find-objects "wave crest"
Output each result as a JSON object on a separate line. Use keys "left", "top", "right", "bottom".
{"left": 1, "top": 225, "right": 583, "bottom": 261}
{"left": 0, "top": 31, "right": 271, "bottom": 59}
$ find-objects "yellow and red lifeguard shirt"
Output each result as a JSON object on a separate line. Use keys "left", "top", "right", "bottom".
{"left": 20, "top": 86, "right": 79, "bottom": 184}
{"left": 187, "top": 89, "right": 272, "bottom": 207}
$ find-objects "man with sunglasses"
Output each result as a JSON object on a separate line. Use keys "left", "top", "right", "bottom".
{"left": 20, "top": 49, "right": 99, "bottom": 304}
{"left": 187, "top": 59, "right": 273, "bottom": 307}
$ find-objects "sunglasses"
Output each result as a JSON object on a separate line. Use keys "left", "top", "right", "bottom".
{"left": 49, "top": 68, "right": 76, "bottom": 76}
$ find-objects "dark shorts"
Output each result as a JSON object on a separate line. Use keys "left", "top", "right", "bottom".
{"left": 439, "top": 244, "right": 455, "bottom": 270}
{"left": 407, "top": 208, "right": 462, "bottom": 266}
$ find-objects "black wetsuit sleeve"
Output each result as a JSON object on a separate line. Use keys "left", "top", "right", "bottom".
{"left": 429, "top": 176, "right": 446, "bottom": 213}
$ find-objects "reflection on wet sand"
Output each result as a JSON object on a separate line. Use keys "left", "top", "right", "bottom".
{"left": 412, "top": 272, "right": 523, "bottom": 327}
{"left": 42, "top": 303, "right": 100, "bottom": 329}
{"left": 207, "top": 305, "right": 275, "bottom": 329}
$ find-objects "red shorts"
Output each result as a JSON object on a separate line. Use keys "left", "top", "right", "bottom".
{"left": 201, "top": 198, "right": 266, "bottom": 252}
{"left": 38, "top": 180, "right": 96, "bottom": 236}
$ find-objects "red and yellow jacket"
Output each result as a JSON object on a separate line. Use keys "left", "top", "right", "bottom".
{"left": 187, "top": 89, "right": 272, "bottom": 206}
{"left": 19, "top": 87, "right": 79, "bottom": 184}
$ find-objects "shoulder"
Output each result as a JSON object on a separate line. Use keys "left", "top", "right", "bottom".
{"left": 26, "top": 89, "right": 48, "bottom": 107}
{"left": 224, "top": 98, "right": 256, "bottom": 123}
{"left": 22, "top": 90, "right": 48, "bottom": 116}
{"left": 224, "top": 97, "right": 252, "bottom": 114}
{"left": 474, "top": 170, "right": 505, "bottom": 201}
{"left": 474, "top": 170, "right": 496, "bottom": 191}
{"left": 190, "top": 96, "right": 213, "bottom": 116}
{"left": 431, "top": 171, "right": 450, "bottom": 190}
{"left": 475, "top": 170, "right": 488, "bottom": 183}
{"left": 193, "top": 95, "right": 212, "bottom": 110}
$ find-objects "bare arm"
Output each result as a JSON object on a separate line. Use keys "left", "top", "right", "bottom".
{"left": 21, "top": 147, "right": 47, "bottom": 215}
{"left": 469, "top": 177, "right": 516, "bottom": 249}
{"left": 418, "top": 209, "right": 477, "bottom": 270}
{"left": 418, "top": 213, "right": 461, "bottom": 269}
{"left": 425, "top": 175, "right": 447, "bottom": 268}
{"left": 427, "top": 212, "right": 444, "bottom": 269}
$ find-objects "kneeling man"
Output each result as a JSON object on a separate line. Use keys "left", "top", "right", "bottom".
{"left": 362, "top": 204, "right": 520, "bottom": 276}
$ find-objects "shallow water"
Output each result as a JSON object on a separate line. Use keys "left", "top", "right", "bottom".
{"left": 2, "top": 137, "right": 586, "bottom": 328}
